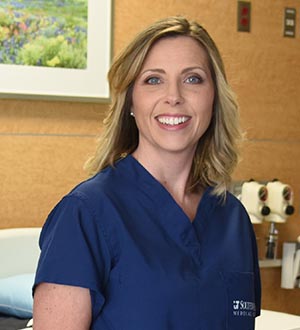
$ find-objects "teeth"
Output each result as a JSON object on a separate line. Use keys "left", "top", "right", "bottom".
{"left": 157, "top": 116, "right": 189, "bottom": 126}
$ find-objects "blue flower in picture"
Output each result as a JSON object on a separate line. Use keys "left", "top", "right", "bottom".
{"left": 0, "top": 0, "right": 88, "bottom": 68}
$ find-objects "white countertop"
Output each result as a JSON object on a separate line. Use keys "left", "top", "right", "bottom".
{"left": 256, "top": 310, "right": 300, "bottom": 330}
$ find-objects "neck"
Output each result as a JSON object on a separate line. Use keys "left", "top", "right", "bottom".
{"left": 132, "top": 148, "right": 194, "bottom": 202}
{"left": 132, "top": 148, "right": 203, "bottom": 222}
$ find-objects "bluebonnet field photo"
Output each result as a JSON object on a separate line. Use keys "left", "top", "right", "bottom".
{"left": 0, "top": 0, "right": 88, "bottom": 69}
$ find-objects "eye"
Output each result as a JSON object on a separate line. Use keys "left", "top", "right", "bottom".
{"left": 185, "top": 75, "right": 203, "bottom": 84}
{"left": 145, "top": 76, "right": 161, "bottom": 85}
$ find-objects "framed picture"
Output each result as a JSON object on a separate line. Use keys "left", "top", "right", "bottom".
{"left": 0, "top": 0, "right": 113, "bottom": 102}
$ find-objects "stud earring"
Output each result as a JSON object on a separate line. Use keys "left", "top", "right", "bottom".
{"left": 130, "top": 112, "right": 135, "bottom": 117}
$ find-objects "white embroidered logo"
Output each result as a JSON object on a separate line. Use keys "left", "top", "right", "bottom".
{"left": 232, "top": 300, "right": 256, "bottom": 317}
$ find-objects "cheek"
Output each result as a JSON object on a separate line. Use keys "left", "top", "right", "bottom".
{"left": 204, "top": 88, "right": 214, "bottom": 114}
{"left": 131, "top": 91, "right": 155, "bottom": 117}
{"left": 194, "top": 93, "right": 214, "bottom": 131}
{"left": 194, "top": 91, "right": 214, "bottom": 115}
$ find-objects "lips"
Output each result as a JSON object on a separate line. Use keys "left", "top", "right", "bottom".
{"left": 156, "top": 115, "right": 191, "bottom": 126}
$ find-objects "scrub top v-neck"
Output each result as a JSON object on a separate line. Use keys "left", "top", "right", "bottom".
{"left": 34, "top": 155, "right": 261, "bottom": 330}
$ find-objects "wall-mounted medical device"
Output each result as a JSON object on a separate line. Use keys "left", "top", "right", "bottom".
{"left": 281, "top": 237, "right": 300, "bottom": 289}
{"left": 235, "top": 179, "right": 295, "bottom": 224}
{"left": 238, "top": 180, "right": 270, "bottom": 224}
{"left": 264, "top": 180, "right": 295, "bottom": 223}
{"left": 231, "top": 179, "right": 296, "bottom": 261}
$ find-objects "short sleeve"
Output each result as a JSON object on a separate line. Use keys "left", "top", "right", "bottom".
{"left": 34, "top": 195, "right": 112, "bottom": 319}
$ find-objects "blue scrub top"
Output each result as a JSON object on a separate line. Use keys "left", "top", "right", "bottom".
{"left": 34, "top": 155, "right": 261, "bottom": 330}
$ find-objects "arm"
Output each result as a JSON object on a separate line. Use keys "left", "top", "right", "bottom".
{"left": 33, "top": 282, "right": 92, "bottom": 330}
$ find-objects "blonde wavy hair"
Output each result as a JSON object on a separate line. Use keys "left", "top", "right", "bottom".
{"left": 85, "top": 16, "right": 242, "bottom": 197}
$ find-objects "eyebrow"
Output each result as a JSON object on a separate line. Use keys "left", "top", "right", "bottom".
{"left": 140, "top": 66, "right": 208, "bottom": 76}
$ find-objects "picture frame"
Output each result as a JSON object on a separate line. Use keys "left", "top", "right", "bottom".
{"left": 0, "top": 0, "right": 113, "bottom": 102}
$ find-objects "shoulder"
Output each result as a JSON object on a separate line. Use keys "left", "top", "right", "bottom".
{"left": 205, "top": 188, "right": 248, "bottom": 216}
{"left": 69, "top": 167, "right": 115, "bottom": 198}
{"left": 206, "top": 189, "right": 252, "bottom": 227}
{"left": 40, "top": 167, "right": 121, "bottom": 262}
{"left": 42, "top": 166, "right": 118, "bottom": 236}
{"left": 68, "top": 156, "right": 134, "bottom": 201}
{"left": 225, "top": 191, "right": 247, "bottom": 212}
{"left": 62, "top": 165, "right": 122, "bottom": 212}
{"left": 221, "top": 191, "right": 248, "bottom": 214}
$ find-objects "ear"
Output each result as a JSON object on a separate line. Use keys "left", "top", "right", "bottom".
{"left": 130, "top": 107, "right": 135, "bottom": 117}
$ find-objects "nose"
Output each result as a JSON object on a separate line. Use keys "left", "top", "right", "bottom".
{"left": 165, "top": 81, "right": 184, "bottom": 106}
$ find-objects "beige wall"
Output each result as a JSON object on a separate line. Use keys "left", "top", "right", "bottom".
{"left": 0, "top": 0, "right": 299, "bottom": 314}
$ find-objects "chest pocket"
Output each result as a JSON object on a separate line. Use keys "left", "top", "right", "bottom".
{"left": 221, "top": 271, "right": 256, "bottom": 330}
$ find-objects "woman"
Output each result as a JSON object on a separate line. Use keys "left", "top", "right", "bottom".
{"left": 33, "top": 16, "right": 261, "bottom": 329}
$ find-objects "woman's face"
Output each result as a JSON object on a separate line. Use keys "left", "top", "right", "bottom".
{"left": 131, "top": 36, "right": 215, "bottom": 158}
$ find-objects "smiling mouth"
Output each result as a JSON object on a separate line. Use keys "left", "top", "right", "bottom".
{"left": 156, "top": 116, "right": 190, "bottom": 126}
